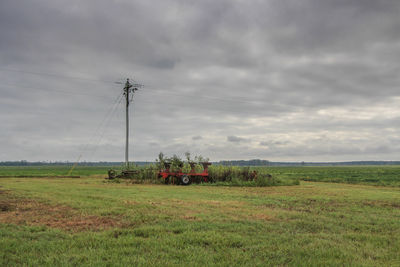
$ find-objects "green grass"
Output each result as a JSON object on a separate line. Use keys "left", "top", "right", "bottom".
{"left": 263, "top": 166, "right": 400, "bottom": 187}
{"left": 1, "top": 165, "right": 400, "bottom": 187}
{"left": 1, "top": 177, "right": 400, "bottom": 266}
{"left": 0, "top": 165, "right": 116, "bottom": 177}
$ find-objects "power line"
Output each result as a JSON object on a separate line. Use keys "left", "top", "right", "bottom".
{"left": 69, "top": 91, "right": 124, "bottom": 167}
{"left": 142, "top": 85, "right": 268, "bottom": 106}
{"left": 0, "top": 67, "right": 117, "bottom": 84}
{"left": 0, "top": 83, "right": 113, "bottom": 98}
{"left": 86, "top": 93, "right": 125, "bottom": 161}
{"left": 0, "top": 67, "right": 281, "bottom": 121}
{"left": 130, "top": 97, "right": 282, "bottom": 118}
{"left": 67, "top": 93, "right": 124, "bottom": 175}
{"left": 1, "top": 83, "right": 276, "bottom": 118}
{"left": 1, "top": 81, "right": 264, "bottom": 105}
{"left": 0, "top": 67, "right": 270, "bottom": 105}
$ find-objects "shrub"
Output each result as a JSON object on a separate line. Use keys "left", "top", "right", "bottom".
{"left": 109, "top": 152, "right": 299, "bottom": 187}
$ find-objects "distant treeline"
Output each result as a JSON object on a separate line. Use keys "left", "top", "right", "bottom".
{"left": 1, "top": 160, "right": 400, "bottom": 167}
{"left": 218, "top": 160, "right": 400, "bottom": 166}
{"left": 219, "top": 159, "right": 271, "bottom": 166}
{"left": 0, "top": 161, "right": 150, "bottom": 166}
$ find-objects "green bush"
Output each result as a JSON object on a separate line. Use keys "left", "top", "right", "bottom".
{"left": 107, "top": 152, "right": 300, "bottom": 187}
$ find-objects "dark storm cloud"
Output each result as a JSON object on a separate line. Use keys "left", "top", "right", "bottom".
{"left": 1, "top": 0, "right": 400, "bottom": 161}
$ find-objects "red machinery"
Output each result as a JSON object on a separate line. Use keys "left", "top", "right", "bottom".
{"left": 159, "top": 162, "right": 212, "bottom": 185}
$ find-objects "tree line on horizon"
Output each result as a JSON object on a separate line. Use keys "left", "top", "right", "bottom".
{"left": 1, "top": 160, "right": 400, "bottom": 166}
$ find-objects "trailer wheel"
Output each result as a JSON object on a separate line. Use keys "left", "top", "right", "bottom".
{"left": 164, "top": 177, "right": 169, "bottom": 184}
{"left": 180, "top": 175, "right": 191, "bottom": 185}
{"left": 108, "top": 169, "right": 116, "bottom": 179}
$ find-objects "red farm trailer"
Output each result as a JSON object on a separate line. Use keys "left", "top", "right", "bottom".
{"left": 159, "top": 162, "right": 212, "bottom": 185}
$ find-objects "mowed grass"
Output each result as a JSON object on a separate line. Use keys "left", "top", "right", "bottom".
{"left": 0, "top": 165, "right": 114, "bottom": 177}
{"left": 1, "top": 177, "right": 400, "bottom": 266}
{"left": 266, "top": 166, "right": 400, "bottom": 187}
{"left": 1, "top": 165, "right": 400, "bottom": 187}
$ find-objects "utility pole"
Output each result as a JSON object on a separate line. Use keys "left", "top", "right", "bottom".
{"left": 123, "top": 78, "right": 142, "bottom": 169}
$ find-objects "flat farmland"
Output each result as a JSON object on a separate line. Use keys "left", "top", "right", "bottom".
{"left": 1, "top": 173, "right": 400, "bottom": 266}
{"left": 0, "top": 165, "right": 113, "bottom": 177}
{"left": 1, "top": 165, "right": 400, "bottom": 187}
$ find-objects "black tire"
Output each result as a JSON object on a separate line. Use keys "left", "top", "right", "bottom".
{"left": 180, "top": 175, "right": 191, "bottom": 186}
{"left": 108, "top": 169, "right": 116, "bottom": 179}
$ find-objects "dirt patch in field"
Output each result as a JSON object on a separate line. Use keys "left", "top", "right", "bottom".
{"left": 162, "top": 199, "right": 277, "bottom": 222}
{"left": 362, "top": 200, "right": 400, "bottom": 209}
{"left": 0, "top": 191, "right": 124, "bottom": 232}
{"left": 182, "top": 215, "right": 198, "bottom": 221}
{"left": 249, "top": 213, "right": 274, "bottom": 221}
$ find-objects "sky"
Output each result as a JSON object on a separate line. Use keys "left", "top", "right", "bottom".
{"left": 1, "top": 0, "right": 400, "bottom": 162}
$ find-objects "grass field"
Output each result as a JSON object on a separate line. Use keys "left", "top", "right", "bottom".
{"left": 0, "top": 165, "right": 113, "bottom": 177}
{"left": 1, "top": 165, "right": 400, "bottom": 186}
{"left": 1, "top": 174, "right": 400, "bottom": 266}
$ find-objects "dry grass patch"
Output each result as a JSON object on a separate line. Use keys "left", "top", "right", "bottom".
{"left": 0, "top": 190, "right": 124, "bottom": 232}
{"left": 156, "top": 198, "right": 278, "bottom": 222}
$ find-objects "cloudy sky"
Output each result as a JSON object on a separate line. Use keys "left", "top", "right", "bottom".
{"left": 1, "top": 0, "right": 400, "bottom": 162}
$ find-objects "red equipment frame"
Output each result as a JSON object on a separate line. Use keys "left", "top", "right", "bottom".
{"left": 159, "top": 162, "right": 212, "bottom": 185}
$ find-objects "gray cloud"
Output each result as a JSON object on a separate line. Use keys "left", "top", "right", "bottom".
{"left": 227, "top": 136, "right": 250, "bottom": 143}
{"left": 192, "top": 136, "right": 202, "bottom": 141}
{"left": 260, "top": 141, "right": 290, "bottom": 147}
{"left": 1, "top": 0, "right": 400, "bottom": 162}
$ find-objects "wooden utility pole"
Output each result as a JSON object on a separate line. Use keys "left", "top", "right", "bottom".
{"left": 123, "top": 78, "right": 141, "bottom": 168}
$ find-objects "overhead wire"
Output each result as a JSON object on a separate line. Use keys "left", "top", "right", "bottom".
{"left": 1, "top": 67, "right": 280, "bottom": 163}
{"left": 142, "top": 85, "right": 269, "bottom": 106}
{"left": 67, "top": 90, "right": 124, "bottom": 173}
{"left": 1, "top": 74, "right": 276, "bottom": 123}
{"left": 0, "top": 67, "right": 270, "bottom": 105}
{"left": 0, "top": 81, "right": 271, "bottom": 118}
{"left": 82, "top": 91, "right": 124, "bottom": 155}
{"left": 0, "top": 83, "right": 113, "bottom": 99}
{"left": 87, "top": 90, "right": 124, "bottom": 145}
{"left": 86, "top": 93, "right": 125, "bottom": 161}
{"left": 0, "top": 67, "right": 117, "bottom": 84}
